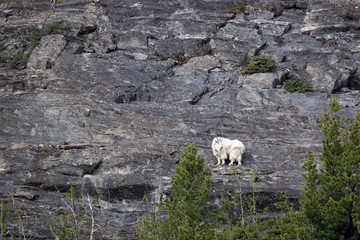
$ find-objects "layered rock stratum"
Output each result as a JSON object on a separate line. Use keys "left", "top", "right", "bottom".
{"left": 1, "top": 0, "right": 360, "bottom": 239}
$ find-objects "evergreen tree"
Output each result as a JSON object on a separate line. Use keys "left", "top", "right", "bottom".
{"left": 137, "top": 142, "right": 221, "bottom": 240}
{"left": 301, "top": 95, "right": 360, "bottom": 239}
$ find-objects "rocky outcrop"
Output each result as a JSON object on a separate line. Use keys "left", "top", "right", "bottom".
{"left": 1, "top": 0, "right": 360, "bottom": 239}
{"left": 27, "top": 34, "right": 67, "bottom": 70}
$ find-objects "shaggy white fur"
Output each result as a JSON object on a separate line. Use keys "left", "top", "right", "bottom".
{"left": 212, "top": 137, "right": 245, "bottom": 166}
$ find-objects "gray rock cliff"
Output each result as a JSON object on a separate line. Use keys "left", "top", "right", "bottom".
{"left": 1, "top": 0, "right": 360, "bottom": 238}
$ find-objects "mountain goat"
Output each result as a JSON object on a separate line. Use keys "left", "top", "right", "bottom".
{"left": 212, "top": 137, "right": 245, "bottom": 166}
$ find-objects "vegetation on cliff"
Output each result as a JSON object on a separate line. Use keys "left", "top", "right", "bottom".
{"left": 137, "top": 142, "right": 223, "bottom": 240}
{"left": 1, "top": 96, "right": 359, "bottom": 239}
{"left": 138, "top": 95, "right": 360, "bottom": 240}
{"left": 284, "top": 74, "right": 313, "bottom": 93}
{"left": 241, "top": 56, "right": 277, "bottom": 75}
{"left": 0, "top": 20, "right": 71, "bottom": 69}
{"left": 300, "top": 95, "right": 360, "bottom": 239}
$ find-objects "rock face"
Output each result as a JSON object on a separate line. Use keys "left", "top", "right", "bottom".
{"left": 1, "top": 0, "right": 360, "bottom": 239}
{"left": 27, "top": 34, "right": 67, "bottom": 70}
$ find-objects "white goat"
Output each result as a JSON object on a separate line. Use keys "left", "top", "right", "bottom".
{"left": 212, "top": 137, "right": 245, "bottom": 166}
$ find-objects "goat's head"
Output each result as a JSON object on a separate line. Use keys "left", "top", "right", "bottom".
{"left": 213, "top": 138, "right": 224, "bottom": 156}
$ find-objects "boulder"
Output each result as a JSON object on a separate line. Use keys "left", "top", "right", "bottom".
{"left": 27, "top": 34, "right": 67, "bottom": 70}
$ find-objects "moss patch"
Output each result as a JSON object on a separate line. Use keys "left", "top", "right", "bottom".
{"left": 241, "top": 56, "right": 276, "bottom": 75}
{"left": 20, "top": 20, "right": 72, "bottom": 50}
{"left": 1, "top": 20, "right": 71, "bottom": 69}
{"left": 0, "top": 44, "right": 6, "bottom": 52}
{"left": 224, "top": 2, "right": 263, "bottom": 15}
{"left": 47, "top": 20, "right": 71, "bottom": 35}
{"left": 284, "top": 73, "right": 313, "bottom": 93}
{"left": 0, "top": 55, "right": 6, "bottom": 63}
{"left": 267, "top": 4, "right": 284, "bottom": 17}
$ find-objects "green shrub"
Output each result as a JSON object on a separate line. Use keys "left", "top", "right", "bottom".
{"left": 0, "top": 44, "right": 6, "bottom": 51}
{"left": 0, "top": 195, "right": 32, "bottom": 240}
{"left": 49, "top": 186, "right": 89, "bottom": 240}
{"left": 0, "top": 202, "right": 11, "bottom": 239}
{"left": 241, "top": 56, "right": 276, "bottom": 75}
{"left": 284, "top": 74, "right": 313, "bottom": 93}
{"left": 2, "top": 20, "right": 72, "bottom": 68}
{"left": 218, "top": 169, "right": 264, "bottom": 240}
{"left": 46, "top": 20, "right": 71, "bottom": 36}
{"left": 0, "top": 55, "right": 6, "bottom": 63}
{"left": 263, "top": 210, "right": 315, "bottom": 240}
{"left": 137, "top": 142, "right": 224, "bottom": 240}
{"left": 300, "top": 95, "right": 360, "bottom": 239}
{"left": 20, "top": 20, "right": 72, "bottom": 47}
{"left": 9, "top": 51, "right": 25, "bottom": 68}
